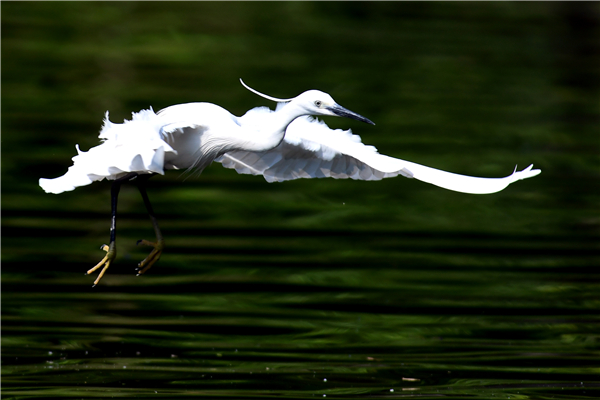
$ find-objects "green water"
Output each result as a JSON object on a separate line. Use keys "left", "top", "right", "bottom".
{"left": 2, "top": 2, "right": 599, "bottom": 399}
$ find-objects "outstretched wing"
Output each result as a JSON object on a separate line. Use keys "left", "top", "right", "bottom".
{"left": 216, "top": 116, "right": 411, "bottom": 182}
{"left": 216, "top": 116, "right": 541, "bottom": 194}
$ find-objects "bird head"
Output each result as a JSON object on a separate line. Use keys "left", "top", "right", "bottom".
{"left": 240, "top": 79, "right": 375, "bottom": 125}
{"left": 294, "top": 90, "right": 375, "bottom": 125}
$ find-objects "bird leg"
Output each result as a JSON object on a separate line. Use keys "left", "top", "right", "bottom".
{"left": 87, "top": 172, "right": 138, "bottom": 286}
{"left": 87, "top": 242, "right": 116, "bottom": 286}
{"left": 134, "top": 175, "right": 164, "bottom": 276}
{"left": 136, "top": 216, "right": 164, "bottom": 275}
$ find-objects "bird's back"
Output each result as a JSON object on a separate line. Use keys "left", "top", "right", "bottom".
{"left": 39, "top": 103, "right": 241, "bottom": 194}
{"left": 157, "top": 102, "right": 243, "bottom": 172}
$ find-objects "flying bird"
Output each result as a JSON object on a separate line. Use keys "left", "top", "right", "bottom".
{"left": 39, "top": 79, "right": 541, "bottom": 285}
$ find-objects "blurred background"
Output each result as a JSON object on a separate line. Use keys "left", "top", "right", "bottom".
{"left": 2, "top": 2, "right": 599, "bottom": 399}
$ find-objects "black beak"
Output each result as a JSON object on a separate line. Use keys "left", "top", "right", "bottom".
{"left": 327, "top": 104, "right": 375, "bottom": 125}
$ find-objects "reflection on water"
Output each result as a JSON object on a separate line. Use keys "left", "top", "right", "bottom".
{"left": 4, "top": 228, "right": 599, "bottom": 398}
{"left": 2, "top": 2, "right": 599, "bottom": 399}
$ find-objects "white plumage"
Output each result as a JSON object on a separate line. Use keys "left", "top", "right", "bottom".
{"left": 40, "top": 82, "right": 540, "bottom": 195}
{"left": 40, "top": 109, "right": 176, "bottom": 194}
{"left": 39, "top": 79, "right": 541, "bottom": 286}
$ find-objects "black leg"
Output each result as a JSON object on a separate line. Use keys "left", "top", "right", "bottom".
{"left": 87, "top": 172, "right": 138, "bottom": 286}
{"left": 135, "top": 174, "right": 157, "bottom": 221}
{"left": 134, "top": 174, "right": 165, "bottom": 275}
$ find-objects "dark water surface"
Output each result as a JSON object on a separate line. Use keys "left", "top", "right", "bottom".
{"left": 2, "top": 3, "right": 599, "bottom": 399}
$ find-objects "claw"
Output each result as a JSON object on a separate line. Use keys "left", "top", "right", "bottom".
{"left": 87, "top": 242, "right": 116, "bottom": 286}
{"left": 136, "top": 239, "right": 165, "bottom": 275}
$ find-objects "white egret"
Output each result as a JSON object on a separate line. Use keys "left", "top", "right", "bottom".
{"left": 39, "top": 79, "right": 541, "bottom": 286}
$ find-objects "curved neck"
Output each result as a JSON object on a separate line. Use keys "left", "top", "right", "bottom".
{"left": 237, "top": 101, "right": 307, "bottom": 152}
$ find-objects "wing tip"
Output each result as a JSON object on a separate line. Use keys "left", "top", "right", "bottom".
{"left": 516, "top": 164, "right": 542, "bottom": 180}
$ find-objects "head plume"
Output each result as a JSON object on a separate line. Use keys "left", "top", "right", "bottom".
{"left": 240, "top": 79, "right": 294, "bottom": 103}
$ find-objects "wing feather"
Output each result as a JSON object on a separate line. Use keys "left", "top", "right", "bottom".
{"left": 216, "top": 115, "right": 541, "bottom": 194}
{"left": 39, "top": 109, "right": 177, "bottom": 194}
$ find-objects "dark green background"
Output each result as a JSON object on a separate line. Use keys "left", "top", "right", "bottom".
{"left": 2, "top": 2, "right": 599, "bottom": 399}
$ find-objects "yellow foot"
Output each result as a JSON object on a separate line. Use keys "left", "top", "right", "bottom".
{"left": 135, "top": 239, "right": 164, "bottom": 276}
{"left": 87, "top": 243, "right": 116, "bottom": 287}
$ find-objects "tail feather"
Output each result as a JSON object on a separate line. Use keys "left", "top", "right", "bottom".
{"left": 39, "top": 109, "right": 177, "bottom": 194}
{"left": 39, "top": 168, "right": 94, "bottom": 194}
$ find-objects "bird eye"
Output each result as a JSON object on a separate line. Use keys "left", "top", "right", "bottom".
{"left": 314, "top": 100, "right": 322, "bottom": 108}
